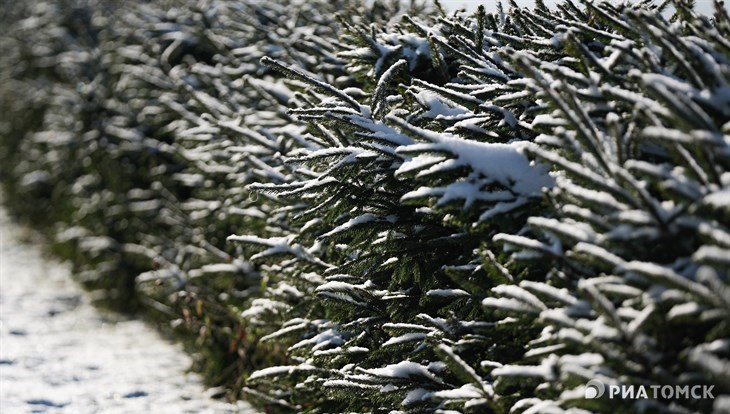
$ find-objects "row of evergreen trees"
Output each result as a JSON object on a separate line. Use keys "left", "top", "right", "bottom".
{"left": 1, "top": 0, "right": 728, "bottom": 412}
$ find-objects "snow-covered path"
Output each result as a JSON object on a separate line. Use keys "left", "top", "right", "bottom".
{"left": 0, "top": 206, "right": 257, "bottom": 413}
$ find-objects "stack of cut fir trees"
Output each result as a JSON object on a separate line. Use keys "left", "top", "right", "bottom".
{"left": 1, "top": 0, "right": 729, "bottom": 412}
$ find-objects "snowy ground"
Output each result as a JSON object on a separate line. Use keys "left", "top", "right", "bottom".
{"left": 0, "top": 206, "right": 258, "bottom": 413}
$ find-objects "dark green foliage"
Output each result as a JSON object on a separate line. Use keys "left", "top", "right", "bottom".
{"left": 1, "top": 1, "right": 729, "bottom": 413}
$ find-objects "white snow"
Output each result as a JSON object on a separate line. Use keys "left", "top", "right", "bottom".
{"left": 382, "top": 333, "right": 428, "bottom": 347}
{"left": 491, "top": 285, "right": 547, "bottom": 311}
{"left": 19, "top": 171, "right": 50, "bottom": 187}
{"left": 395, "top": 129, "right": 553, "bottom": 196}
{"left": 321, "top": 379, "right": 376, "bottom": 389}
{"left": 247, "top": 365, "right": 318, "bottom": 381}
{"left": 667, "top": 302, "right": 702, "bottom": 320}
{"left": 491, "top": 354, "right": 559, "bottom": 381}
{"left": 396, "top": 154, "right": 446, "bottom": 176}
{"left": 289, "top": 329, "right": 345, "bottom": 352}
{"left": 572, "top": 242, "right": 626, "bottom": 267}
{"left": 426, "top": 289, "right": 470, "bottom": 298}
{"left": 361, "top": 361, "right": 442, "bottom": 383}
{"left": 520, "top": 281, "right": 579, "bottom": 306}
{"left": 432, "top": 384, "right": 484, "bottom": 400}
{"left": 402, "top": 388, "right": 431, "bottom": 406}
{"left": 704, "top": 188, "right": 730, "bottom": 209}
{"left": 693, "top": 245, "right": 730, "bottom": 265}
{"left": 0, "top": 205, "right": 257, "bottom": 414}
{"left": 241, "top": 298, "right": 289, "bottom": 322}
{"left": 482, "top": 297, "right": 542, "bottom": 314}
{"left": 319, "top": 214, "right": 397, "bottom": 238}
{"left": 416, "top": 90, "right": 470, "bottom": 120}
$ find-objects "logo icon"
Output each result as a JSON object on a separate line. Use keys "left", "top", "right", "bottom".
{"left": 583, "top": 380, "right": 714, "bottom": 400}
{"left": 585, "top": 379, "right": 605, "bottom": 399}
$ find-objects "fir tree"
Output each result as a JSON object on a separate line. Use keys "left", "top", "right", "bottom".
{"left": 1, "top": 1, "right": 728, "bottom": 413}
